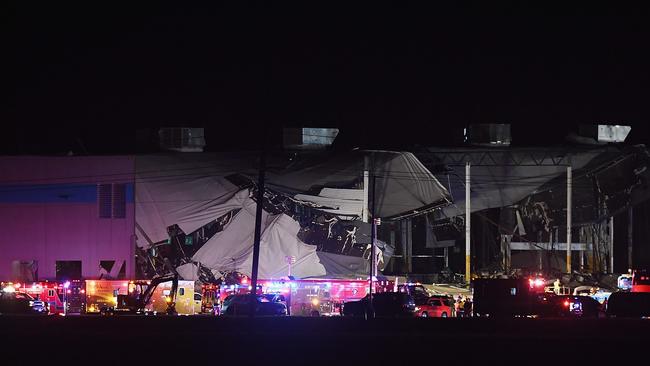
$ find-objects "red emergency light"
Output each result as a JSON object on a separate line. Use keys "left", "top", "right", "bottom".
{"left": 529, "top": 278, "right": 545, "bottom": 288}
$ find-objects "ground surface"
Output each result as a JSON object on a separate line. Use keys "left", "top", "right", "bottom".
{"left": 0, "top": 315, "right": 645, "bottom": 364}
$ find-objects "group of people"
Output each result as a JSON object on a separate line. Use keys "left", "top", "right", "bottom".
{"left": 455, "top": 295, "right": 472, "bottom": 317}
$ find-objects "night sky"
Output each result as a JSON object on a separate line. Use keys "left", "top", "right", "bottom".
{"left": 7, "top": 4, "right": 650, "bottom": 154}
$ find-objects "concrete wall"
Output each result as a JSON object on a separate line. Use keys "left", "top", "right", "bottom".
{"left": 0, "top": 156, "right": 135, "bottom": 280}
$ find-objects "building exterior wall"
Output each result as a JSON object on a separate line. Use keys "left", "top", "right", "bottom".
{"left": 0, "top": 156, "right": 135, "bottom": 280}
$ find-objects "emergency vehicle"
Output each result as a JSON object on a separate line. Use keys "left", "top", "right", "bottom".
{"left": 631, "top": 269, "right": 650, "bottom": 293}
{"left": 65, "top": 279, "right": 86, "bottom": 314}
{"left": 472, "top": 277, "right": 548, "bottom": 317}
{"left": 259, "top": 278, "right": 393, "bottom": 316}
{"left": 146, "top": 280, "right": 201, "bottom": 315}
{"left": 200, "top": 283, "right": 219, "bottom": 314}
{"left": 201, "top": 277, "right": 392, "bottom": 317}
{"left": 16, "top": 281, "right": 66, "bottom": 315}
{"left": 85, "top": 280, "right": 131, "bottom": 314}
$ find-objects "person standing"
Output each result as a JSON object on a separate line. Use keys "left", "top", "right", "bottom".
{"left": 456, "top": 296, "right": 464, "bottom": 317}
{"left": 463, "top": 297, "right": 472, "bottom": 317}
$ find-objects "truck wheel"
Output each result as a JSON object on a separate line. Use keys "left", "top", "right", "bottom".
{"left": 441, "top": 312, "right": 448, "bottom": 318}
{"left": 421, "top": 312, "right": 428, "bottom": 318}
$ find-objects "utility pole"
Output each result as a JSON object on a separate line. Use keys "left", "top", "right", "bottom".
{"left": 628, "top": 206, "right": 633, "bottom": 271}
{"left": 609, "top": 217, "right": 614, "bottom": 273}
{"left": 465, "top": 162, "right": 471, "bottom": 284}
{"left": 249, "top": 138, "right": 266, "bottom": 317}
{"left": 369, "top": 157, "right": 377, "bottom": 318}
{"left": 566, "top": 166, "right": 572, "bottom": 274}
{"left": 362, "top": 169, "right": 369, "bottom": 223}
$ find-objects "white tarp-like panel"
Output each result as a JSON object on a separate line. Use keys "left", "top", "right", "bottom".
{"left": 238, "top": 214, "right": 326, "bottom": 279}
{"left": 176, "top": 263, "right": 200, "bottom": 281}
{"left": 135, "top": 176, "right": 240, "bottom": 247}
{"left": 294, "top": 188, "right": 364, "bottom": 217}
{"left": 190, "top": 194, "right": 269, "bottom": 272}
{"left": 190, "top": 195, "right": 326, "bottom": 279}
{"left": 135, "top": 153, "right": 260, "bottom": 247}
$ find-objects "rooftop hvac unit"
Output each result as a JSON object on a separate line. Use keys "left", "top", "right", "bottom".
{"left": 159, "top": 128, "right": 206, "bottom": 152}
{"left": 465, "top": 124, "right": 511, "bottom": 146}
{"left": 283, "top": 127, "right": 339, "bottom": 150}
{"left": 578, "top": 124, "right": 631, "bottom": 143}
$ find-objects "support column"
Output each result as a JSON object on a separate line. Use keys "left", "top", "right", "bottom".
{"left": 401, "top": 220, "right": 412, "bottom": 273}
{"left": 465, "top": 162, "right": 471, "bottom": 283}
{"left": 579, "top": 229, "right": 584, "bottom": 270}
{"left": 406, "top": 219, "right": 413, "bottom": 273}
{"left": 566, "top": 166, "right": 572, "bottom": 274}
{"left": 444, "top": 247, "right": 449, "bottom": 269}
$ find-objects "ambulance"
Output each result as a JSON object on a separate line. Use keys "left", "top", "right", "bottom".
{"left": 16, "top": 281, "right": 66, "bottom": 315}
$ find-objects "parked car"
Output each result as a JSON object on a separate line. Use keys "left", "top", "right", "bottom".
{"left": 606, "top": 291, "right": 650, "bottom": 318}
{"left": 539, "top": 295, "right": 605, "bottom": 318}
{"left": 0, "top": 291, "right": 49, "bottom": 315}
{"left": 397, "top": 284, "right": 430, "bottom": 306}
{"left": 415, "top": 295, "right": 455, "bottom": 318}
{"left": 221, "top": 294, "right": 287, "bottom": 316}
{"left": 342, "top": 292, "right": 415, "bottom": 318}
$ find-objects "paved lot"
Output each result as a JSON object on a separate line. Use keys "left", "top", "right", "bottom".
{"left": 1, "top": 316, "right": 647, "bottom": 364}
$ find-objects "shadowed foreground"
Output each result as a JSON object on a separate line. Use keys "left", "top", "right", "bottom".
{"left": 1, "top": 316, "right": 646, "bottom": 364}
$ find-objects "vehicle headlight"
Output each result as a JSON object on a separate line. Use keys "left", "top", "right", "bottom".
{"left": 29, "top": 301, "right": 34, "bottom": 306}
{"left": 414, "top": 307, "right": 420, "bottom": 311}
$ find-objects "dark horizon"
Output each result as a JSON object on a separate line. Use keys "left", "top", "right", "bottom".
{"left": 7, "top": 4, "right": 650, "bottom": 154}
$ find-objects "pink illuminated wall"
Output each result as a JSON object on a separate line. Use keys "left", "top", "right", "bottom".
{"left": 0, "top": 156, "right": 135, "bottom": 281}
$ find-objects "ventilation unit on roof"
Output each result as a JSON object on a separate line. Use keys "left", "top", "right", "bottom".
{"left": 283, "top": 127, "right": 339, "bottom": 150}
{"left": 158, "top": 128, "right": 206, "bottom": 152}
{"left": 578, "top": 124, "right": 631, "bottom": 143}
{"left": 465, "top": 124, "right": 511, "bottom": 146}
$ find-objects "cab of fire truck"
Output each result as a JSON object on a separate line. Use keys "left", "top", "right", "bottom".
{"left": 631, "top": 269, "right": 650, "bottom": 293}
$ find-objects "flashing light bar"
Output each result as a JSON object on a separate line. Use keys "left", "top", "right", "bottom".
{"left": 2, "top": 286, "right": 16, "bottom": 293}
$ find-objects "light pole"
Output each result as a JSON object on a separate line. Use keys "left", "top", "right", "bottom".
{"left": 286, "top": 256, "right": 296, "bottom": 277}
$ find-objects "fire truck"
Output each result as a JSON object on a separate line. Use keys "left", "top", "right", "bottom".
{"left": 85, "top": 280, "right": 131, "bottom": 314}
{"left": 203, "top": 277, "right": 393, "bottom": 317}
{"left": 14, "top": 281, "right": 66, "bottom": 315}
{"left": 200, "top": 283, "right": 219, "bottom": 315}
{"left": 65, "top": 279, "right": 86, "bottom": 314}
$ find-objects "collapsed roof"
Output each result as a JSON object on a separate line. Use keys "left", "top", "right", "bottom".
{"left": 135, "top": 150, "right": 451, "bottom": 280}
